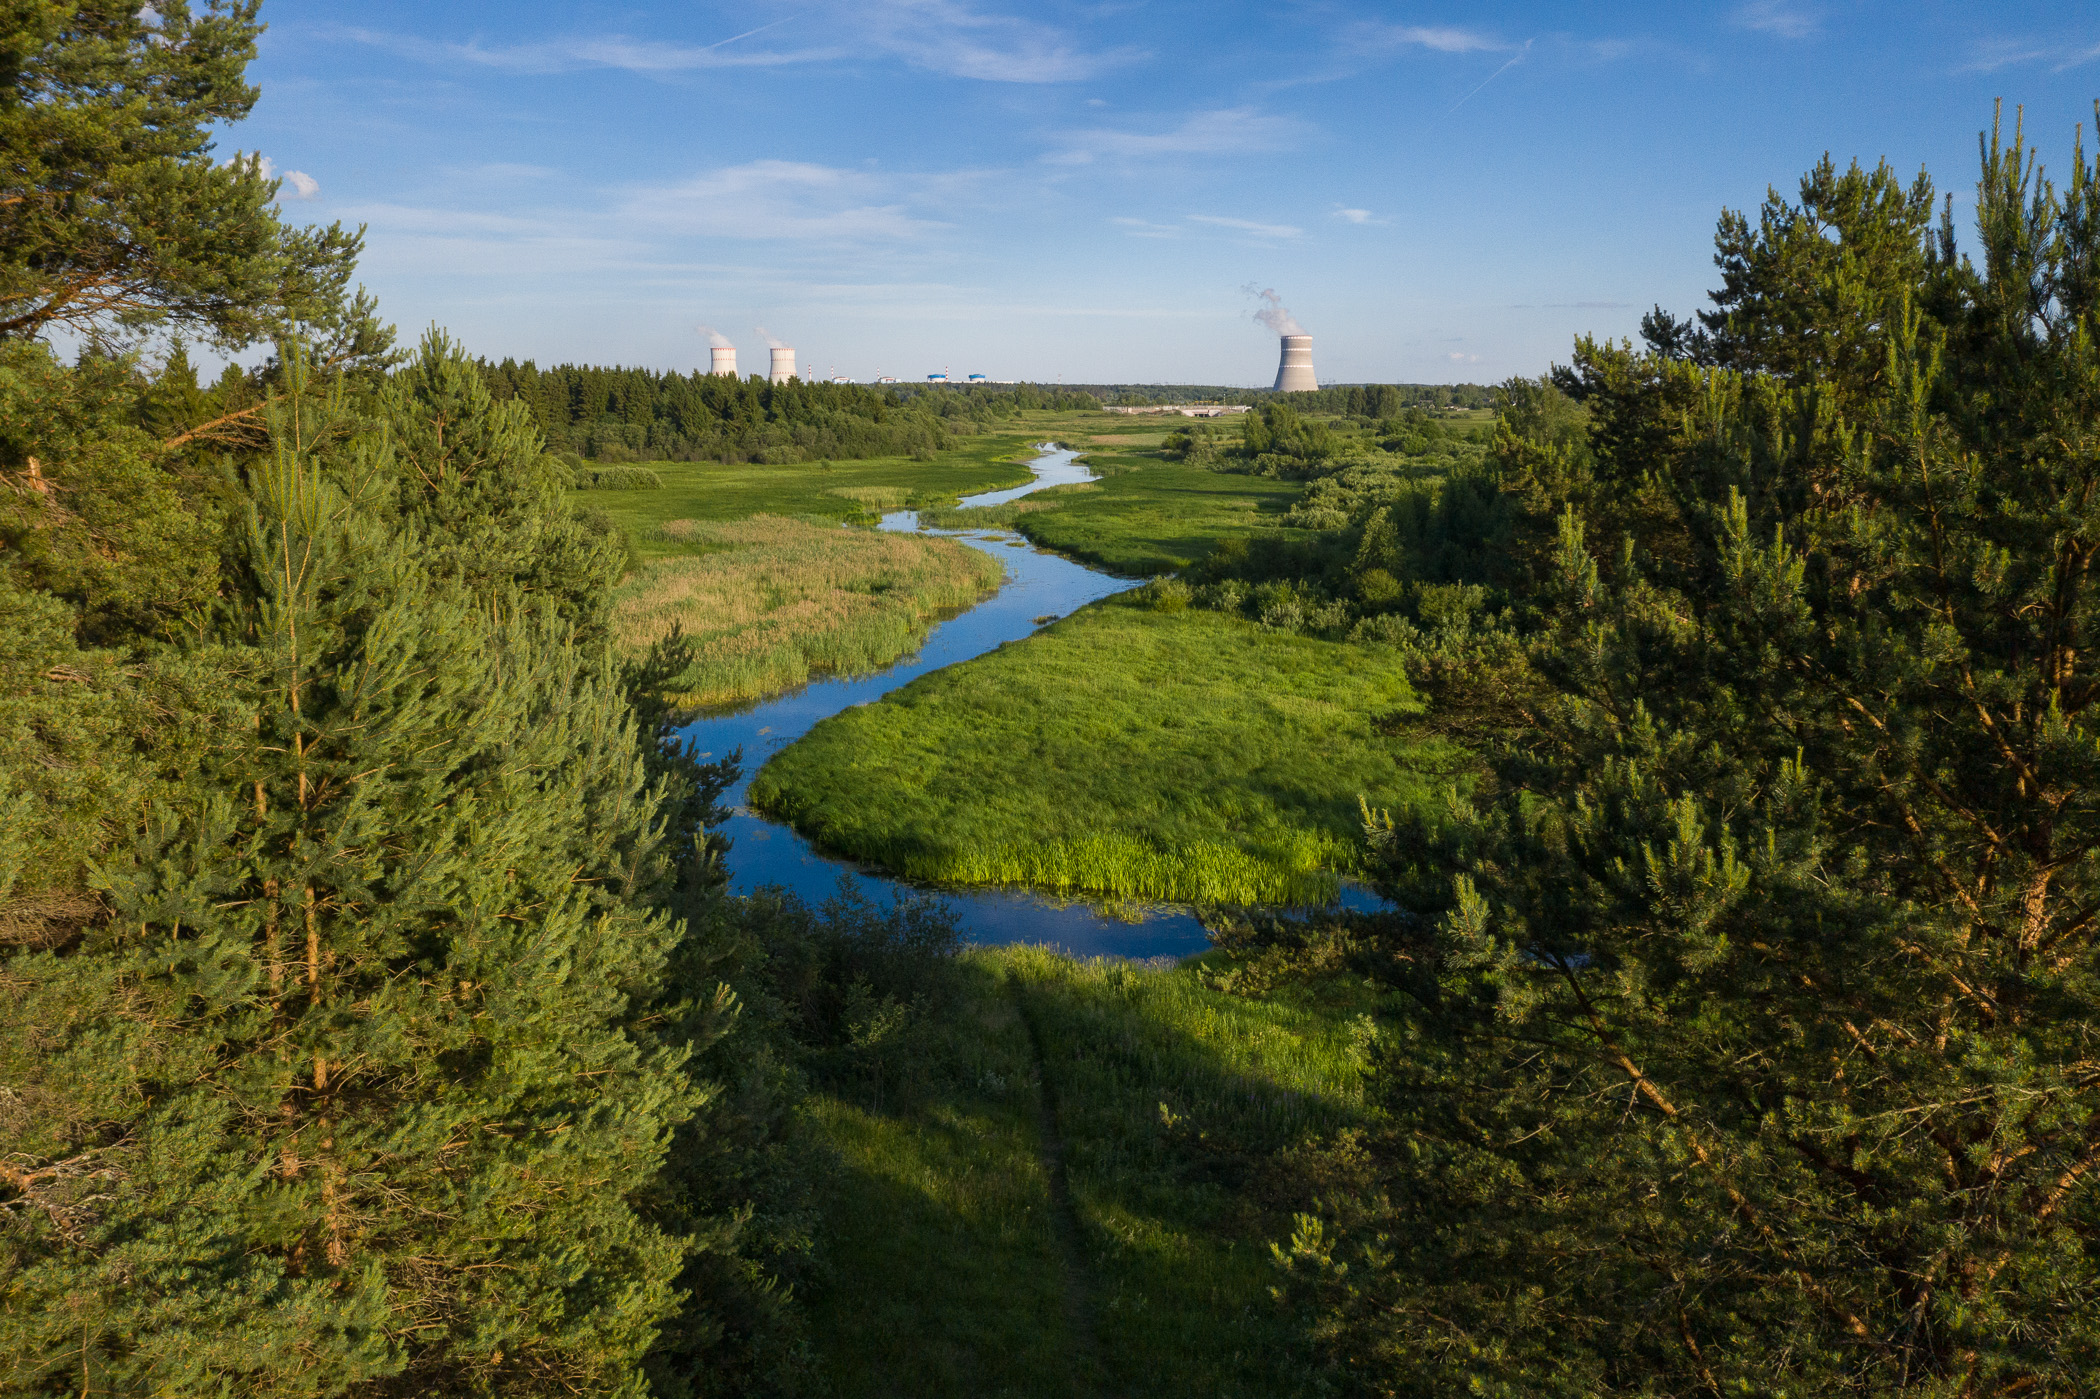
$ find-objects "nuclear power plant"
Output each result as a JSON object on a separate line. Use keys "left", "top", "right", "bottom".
{"left": 708, "top": 345, "right": 737, "bottom": 377}
{"left": 769, "top": 347, "right": 796, "bottom": 384}
{"left": 1273, "top": 335, "right": 1317, "bottom": 392}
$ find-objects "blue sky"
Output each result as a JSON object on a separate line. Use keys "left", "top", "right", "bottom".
{"left": 234, "top": 1, "right": 2100, "bottom": 385}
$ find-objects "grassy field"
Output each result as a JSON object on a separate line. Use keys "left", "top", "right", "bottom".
{"left": 749, "top": 594, "right": 1456, "bottom": 906}
{"left": 574, "top": 436, "right": 1045, "bottom": 559}
{"left": 612, "top": 516, "right": 1004, "bottom": 708}
{"left": 804, "top": 946, "right": 1374, "bottom": 1398}
{"left": 575, "top": 436, "right": 1054, "bottom": 704}
{"left": 918, "top": 423, "right": 1313, "bottom": 578}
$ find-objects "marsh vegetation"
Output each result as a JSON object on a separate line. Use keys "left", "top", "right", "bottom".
{"left": 613, "top": 515, "right": 1002, "bottom": 708}
{"left": 749, "top": 594, "right": 1450, "bottom": 905}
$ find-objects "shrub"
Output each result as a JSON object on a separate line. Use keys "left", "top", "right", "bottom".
{"left": 580, "top": 465, "right": 665, "bottom": 490}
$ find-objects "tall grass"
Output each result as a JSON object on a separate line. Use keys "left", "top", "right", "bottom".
{"left": 614, "top": 514, "right": 1002, "bottom": 708}
{"left": 824, "top": 484, "right": 913, "bottom": 511}
{"left": 886, "top": 830, "right": 1348, "bottom": 906}
{"left": 751, "top": 600, "right": 1455, "bottom": 909}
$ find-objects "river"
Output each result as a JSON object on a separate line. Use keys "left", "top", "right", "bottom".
{"left": 675, "top": 444, "right": 1376, "bottom": 959}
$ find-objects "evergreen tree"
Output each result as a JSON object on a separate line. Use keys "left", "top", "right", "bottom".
{"left": 1287, "top": 111, "right": 2100, "bottom": 1396}
{"left": 0, "top": 0, "right": 362, "bottom": 347}
{"left": 2, "top": 338, "right": 752, "bottom": 1395}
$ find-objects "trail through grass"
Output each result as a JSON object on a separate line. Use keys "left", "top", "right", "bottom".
{"left": 805, "top": 946, "right": 1374, "bottom": 1397}
{"left": 749, "top": 596, "right": 1456, "bottom": 904}
{"left": 613, "top": 515, "right": 1003, "bottom": 709}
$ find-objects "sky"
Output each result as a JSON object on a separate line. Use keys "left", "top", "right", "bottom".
{"left": 231, "top": 1, "right": 2100, "bottom": 386}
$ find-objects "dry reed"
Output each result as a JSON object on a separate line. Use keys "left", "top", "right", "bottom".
{"left": 615, "top": 514, "right": 1003, "bottom": 708}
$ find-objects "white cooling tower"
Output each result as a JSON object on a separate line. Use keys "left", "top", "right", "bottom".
{"left": 709, "top": 345, "right": 737, "bottom": 377}
{"left": 769, "top": 347, "right": 796, "bottom": 384}
{"left": 1273, "top": 335, "right": 1317, "bottom": 392}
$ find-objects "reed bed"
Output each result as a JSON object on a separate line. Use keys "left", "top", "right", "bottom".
{"left": 613, "top": 514, "right": 1003, "bottom": 708}
{"left": 883, "top": 831, "right": 1346, "bottom": 906}
{"left": 824, "top": 484, "right": 914, "bottom": 511}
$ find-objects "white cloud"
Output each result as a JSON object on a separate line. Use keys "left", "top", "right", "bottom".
{"left": 1046, "top": 107, "right": 1308, "bottom": 165}
{"left": 844, "top": 0, "right": 1139, "bottom": 82}
{"left": 222, "top": 153, "right": 319, "bottom": 200}
{"left": 617, "top": 160, "right": 956, "bottom": 242}
{"left": 1960, "top": 37, "right": 2100, "bottom": 73}
{"left": 1732, "top": 1, "right": 1819, "bottom": 39}
{"left": 1448, "top": 351, "right": 1482, "bottom": 363}
{"left": 1353, "top": 23, "right": 1505, "bottom": 54}
{"left": 332, "top": 1, "right": 1135, "bottom": 85}
{"left": 1111, "top": 217, "right": 1181, "bottom": 239}
{"left": 1187, "top": 214, "right": 1302, "bottom": 240}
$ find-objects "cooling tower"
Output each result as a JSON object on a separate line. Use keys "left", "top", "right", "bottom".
{"left": 709, "top": 346, "right": 737, "bottom": 377}
{"left": 1273, "top": 335, "right": 1317, "bottom": 392}
{"left": 769, "top": 347, "right": 796, "bottom": 384}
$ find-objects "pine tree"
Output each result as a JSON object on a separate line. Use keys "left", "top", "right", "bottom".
{"left": 3, "top": 338, "right": 738, "bottom": 1395}
{"left": 0, "top": 0, "right": 362, "bottom": 347}
{"left": 1290, "top": 110, "right": 2100, "bottom": 1397}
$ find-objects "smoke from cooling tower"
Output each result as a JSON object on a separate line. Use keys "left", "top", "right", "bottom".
{"left": 755, "top": 325, "right": 788, "bottom": 350}
{"left": 1245, "top": 285, "right": 1306, "bottom": 337}
{"left": 696, "top": 324, "right": 733, "bottom": 349}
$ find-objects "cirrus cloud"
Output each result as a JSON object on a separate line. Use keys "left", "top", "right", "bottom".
{"left": 1045, "top": 106, "right": 1309, "bottom": 165}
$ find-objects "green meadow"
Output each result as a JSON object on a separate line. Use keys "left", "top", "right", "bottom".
{"left": 574, "top": 436, "right": 1041, "bottom": 554}
{"left": 577, "top": 436, "right": 1047, "bottom": 704}
{"left": 804, "top": 946, "right": 1374, "bottom": 1398}
{"left": 749, "top": 594, "right": 1455, "bottom": 906}
{"left": 919, "top": 423, "right": 1311, "bottom": 576}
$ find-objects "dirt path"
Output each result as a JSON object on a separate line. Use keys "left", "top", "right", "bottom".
{"left": 1011, "top": 974, "right": 1112, "bottom": 1399}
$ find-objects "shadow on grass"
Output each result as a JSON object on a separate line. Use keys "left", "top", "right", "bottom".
{"left": 804, "top": 947, "right": 1365, "bottom": 1399}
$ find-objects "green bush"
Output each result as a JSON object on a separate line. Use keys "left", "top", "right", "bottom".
{"left": 580, "top": 464, "right": 664, "bottom": 490}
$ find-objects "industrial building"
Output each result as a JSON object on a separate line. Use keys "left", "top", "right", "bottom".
{"left": 769, "top": 347, "right": 795, "bottom": 384}
{"left": 708, "top": 345, "right": 737, "bottom": 377}
{"left": 1273, "top": 335, "right": 1317, "bottom": 392}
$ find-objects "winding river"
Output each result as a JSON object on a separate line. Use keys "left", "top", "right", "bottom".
{"left": 676, "top": 445, "right": 1375, "bottom": 959}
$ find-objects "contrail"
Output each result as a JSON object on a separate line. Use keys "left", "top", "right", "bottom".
{"left": 699, "top": 16, "right": 794, "bottom": 52}
{"left": 1444, "top": 40, "right": 1531, "bottom": 116}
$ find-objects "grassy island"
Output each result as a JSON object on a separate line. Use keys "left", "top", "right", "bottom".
{"left": 749, "top": 594, "right": 1454, "bottom": 905}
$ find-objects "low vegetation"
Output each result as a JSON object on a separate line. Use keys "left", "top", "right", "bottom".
{"left": 613, "top": 515, "right": 1003, "bottom": 708}
{"left": 750, "top": 594, "right": 1455, "bottom": 905}
{"left": 803, "top": 939, "right": 1377, "bottom": 1398}
{"left": 575, "top": 438, "right": 1039, "bottom": 545}
{"left": 919, "top": 447, "right": 1308, "bottom": 576}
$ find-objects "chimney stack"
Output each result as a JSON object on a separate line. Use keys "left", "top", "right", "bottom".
{"left": 709, "top": 345, "right": 737, "bottom": 377}
{"left": 1273, "top": 335, "right": 1317, "bottom": 392}
{"left": 769, "top": 347, "right": 796, "bottom": 384}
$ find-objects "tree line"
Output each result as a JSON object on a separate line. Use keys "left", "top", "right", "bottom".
{"left": 476, "top": 360, "right": 953, "bottom": 464}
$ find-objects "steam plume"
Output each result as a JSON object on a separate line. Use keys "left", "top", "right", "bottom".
{"left": 1244, "top": 284, "right": 1305, "bottom": 337}
{"left": 695, "top": 324, "right": 732, "bottom": 348}
{"left": 755, "top": 325, "right": 788, "bottom": 349}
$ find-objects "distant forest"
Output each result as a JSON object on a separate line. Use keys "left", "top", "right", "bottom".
{"left": 476, "top": 359, "right": 1494, "bottom": 463}
{"left": 1069, "top": 381, "right": 1498, "bottom": 411}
